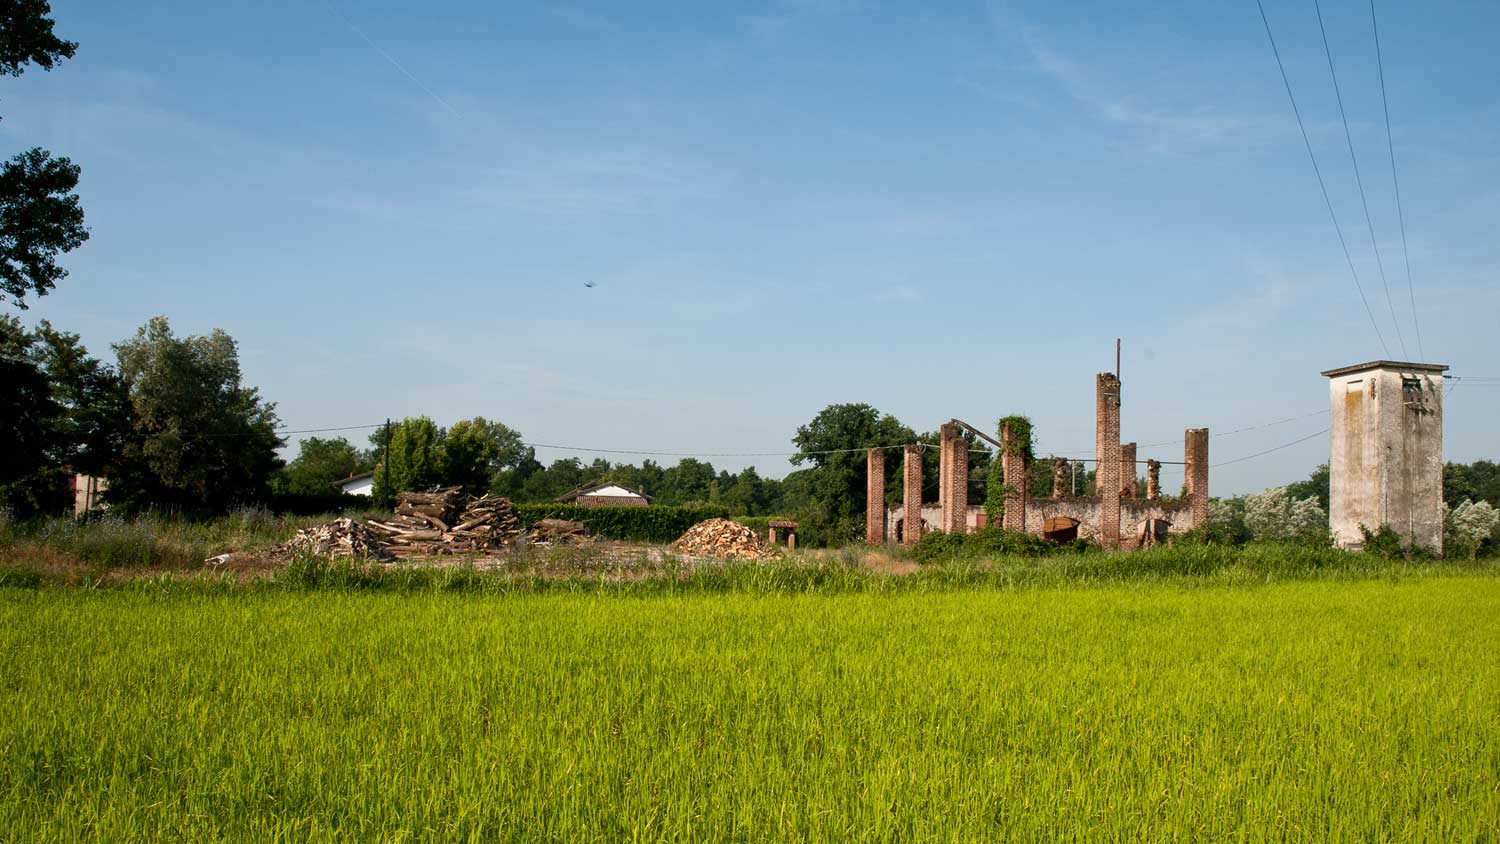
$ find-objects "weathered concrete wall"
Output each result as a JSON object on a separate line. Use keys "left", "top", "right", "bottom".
{"left": 1324, "top": 362, "right": 1446, "bottom": 553}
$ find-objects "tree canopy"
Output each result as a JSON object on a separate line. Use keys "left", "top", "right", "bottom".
{"left": 108, "top": 316, "right": 283, "bottom": 512}
{"left": 0, "top": 2, "right": 86, "bottom": 309}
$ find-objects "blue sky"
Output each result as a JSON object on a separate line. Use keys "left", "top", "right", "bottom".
{"left": 7, "top": 0, "right": 1498, "bottom": 495}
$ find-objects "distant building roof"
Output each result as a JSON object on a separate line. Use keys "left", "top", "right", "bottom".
{"left": 1320, "top": 360, "right": 1449, "bottom": 378}
{"left": 557, "top": 480, "right": 653, "bottom": 503}
{"left": 331, "top": 471, "right": 375, "bottom": 492}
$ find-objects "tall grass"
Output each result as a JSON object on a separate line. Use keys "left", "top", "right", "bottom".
{"left": 0, "top": 508, "right": 382, "bottom": 570}
{"left": 1, "top": 578, "right": 1496, "bottom": 840}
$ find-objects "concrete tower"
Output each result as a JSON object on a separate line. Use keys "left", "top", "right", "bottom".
{"left": 1320, "top": 360, "right": 1448, "bottom": 554}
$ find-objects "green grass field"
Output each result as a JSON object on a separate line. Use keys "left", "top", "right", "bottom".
{"left": 3, "top": 575, "right": 1498, "bottom": 842}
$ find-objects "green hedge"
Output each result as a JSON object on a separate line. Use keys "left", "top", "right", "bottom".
{"left": 515, "top": 504, "right": 734, "bottom": 544}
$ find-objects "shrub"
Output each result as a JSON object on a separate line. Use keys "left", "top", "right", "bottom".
{"left": 913, "top": 527, "right": 1080, "bottom": 565}
{"left": 515, "top": 504, "right": 735, "bottom": 544}
{"left": 1359, "top": 524, "right": 1406, "bottom": 559}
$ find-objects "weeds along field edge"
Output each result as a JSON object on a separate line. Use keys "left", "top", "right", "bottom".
{"left": 1, "top": 578, "right": 1497, "bottom": 841}
{"left": 3, "top": 543, "right": 1496, "bottom": 597}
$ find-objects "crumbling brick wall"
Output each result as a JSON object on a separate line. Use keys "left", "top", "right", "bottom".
{"left": 1001, "top": 421, "right": 1026, "bottom": 531}
{"left": 1095, "top": 373, "right": 1121, "bottom": 549}
{"left": 903, "top": 444, "right": 923, "bottom": 545}
{"left": 1120, "top": 442, "right": 1137, "bottom": 499}
{"left": 1185, "top": 428, "right": 1209, "bottom": 528}
{"left": 866, "top": 447, "right": 885, "bottom": 544}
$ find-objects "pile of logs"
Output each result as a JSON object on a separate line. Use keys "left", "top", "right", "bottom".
{"left": 528, "top": 518, "right": 589, "bottom": 545}
{"left": 671, "top": 518, "right": 775, "bottom": 560}
{"left": 277, "top": 518, "right": 393, "bottom": 560}
{"left": 366, "top": 489, "right": 527, "bottom": 556}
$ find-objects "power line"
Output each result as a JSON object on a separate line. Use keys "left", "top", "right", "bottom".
{"left": 1212, "top": 428, "right": 1328, "bottom": 468}
{"left": 523, "top": 441, "right": 928, "bottom": 459}
{"left": 1369, "top": 0, "right": 1424, "bottom": 360}
{"left": 1314, "top": 0, "right": 1407, "bottom": 358}
{"left": 1255, "top": 0, "right": 1389, "bottom": 357}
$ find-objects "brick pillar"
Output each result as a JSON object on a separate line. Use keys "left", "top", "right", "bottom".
{"left": 1120, "top": 442, "right": 1137, "bottom": 499}
{"left": 947, "top": 432, "right": 968, "bottom": 533}
{"left": 939, "top": 423, "right": 957, "bottom": 532}
{"left": 866, "top": 447, "right": 886, "bottom": 544}
{"left": 1001, "top": 422, "right": 1026, "bottom": 531}
{"left": 1146, "top": 459, "right": 1161, "bottom": 501}
{"left": 1096, "top": 373, "right": 1122, "bottom": 549}
{"left": 1052, "top": 457, "right": 1067, "bottom": 499}
{"left": 903, "top": 444, "right": 923, "bottom": 545}
{"left": 1185, "top": 428, "right": 1209, "bottom": 528}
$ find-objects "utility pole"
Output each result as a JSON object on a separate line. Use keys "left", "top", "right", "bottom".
{"left": 381, "top": 417, "right": 392, "bottom": 503}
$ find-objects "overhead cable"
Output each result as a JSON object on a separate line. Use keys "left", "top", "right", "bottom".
{"left": 1314, "top": 0, "right": 1407, "bottom": 357}
{"left": 1369, "top": 0, "right": 1425, "bottom": 360}
{"left": 1255, "top": 0, "right": 1390, "bottom": 356}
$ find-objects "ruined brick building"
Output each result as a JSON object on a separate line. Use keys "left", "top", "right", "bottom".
{"left": 867, "top": 373, "right": 1209, "bottom": 550}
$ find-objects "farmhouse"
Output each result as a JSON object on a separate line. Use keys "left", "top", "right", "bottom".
{"left": 557, "top": 480, "right": 652, "bottom": 507}
{"left": 333, "top": 471, "right": 375, "bottom": 497}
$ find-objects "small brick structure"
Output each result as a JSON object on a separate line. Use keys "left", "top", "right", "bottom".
{"left": 863, "top": 360, "right": 1208, "bottom": 551}
{"left": 767, "top": 520, "right": 799, "bottom": 550}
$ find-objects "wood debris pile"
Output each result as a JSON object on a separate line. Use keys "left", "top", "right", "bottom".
{"left": 671, "top": 518, "right": 775, "bottom": 560}
{"left": 528, "top": 518, "right": 590, "bottom": 545}
{"left": 278, "top": 518, "right": 393, "bottom": 560}
{"left": 366, "top": 489, "right": 527, "bottom": 556}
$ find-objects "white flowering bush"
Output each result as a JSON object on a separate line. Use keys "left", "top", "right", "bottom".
{"left": 1445, "top": 500, "right": 1499, "bottom": 560}
{"left": 1243, "top": 487, "right": 1328, "bottom": 544}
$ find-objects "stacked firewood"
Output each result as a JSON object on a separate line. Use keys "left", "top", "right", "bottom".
{"left": 366, "top": 489, "right": 527, "bottom": 556}
{"left": 278, "top": 518, "right": 393, "bottom": 560}
{"left": 528, "top": 518, "right": 589, "bottom": 545}
{"left": 671, "top": 518, "right": 775, "bottom": 560}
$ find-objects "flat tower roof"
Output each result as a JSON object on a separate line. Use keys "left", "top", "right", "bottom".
{"left": 1320, "top": 360, "right": 1450, "bottom": 378}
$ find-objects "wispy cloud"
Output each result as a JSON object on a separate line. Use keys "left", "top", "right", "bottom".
{"left": 1011, "top": 26, "right": 1260, "bottom": 155}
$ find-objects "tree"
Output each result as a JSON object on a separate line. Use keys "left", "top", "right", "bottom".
{"left": 109, "top": 316, "right": 282, "bottom": 512}
{"left": 371, "top": 416, "right": 442, "bottom": 505}
{"left": 1285, "top": 463, "right": 1331, "bottom": 512}
{"left": 0, "top": 315, "right": 64, "bottom": 514}
{"left": 0, "top": 1, "right": 76, "bottom": 76}
{"left": 0, "top": 3, "right": 87, "bottom": 309}
{"left": 792, "top": 403, "right": 916, "bottom": 543}
{"left": 0, "top": 316, "right": 125, "bottom": 515}
{"left": 657, "top": 458, "right": 718, "bottom": 506}
{"left": 0, "top": 148, "right": 87, "bottom": 307}
{"left": 440, "top": 417, "right": 523, "bottom": 496}
{"left": 723, "top": 466, "right": 768, "bottom": 515}
{"left": 1444, "top": 461, "right": 1500, "bottom": 511}
{"left": 1445, "top": 500, "right": 1499, "bottom": 560}
{"left": 280, "top": 437, "right": 372, "bottom": 496}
